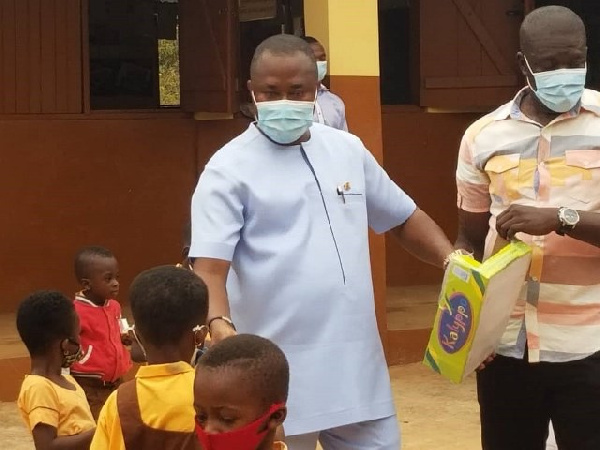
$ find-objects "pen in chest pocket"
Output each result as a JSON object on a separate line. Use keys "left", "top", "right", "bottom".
{"left": 336, "top": 185, "right": 346, "bottom": 203}
{"left": 336, "top": 182, "right": 352, "bottom": 203}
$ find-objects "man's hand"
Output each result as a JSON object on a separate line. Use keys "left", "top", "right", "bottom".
{"left": 209, "top": 319, "right": 237, "bottom": 345}
{"left": 496, "top": 205, "right": 559, "bottom": 240}
{"left": 476, "top": 353, "right": 496, "bottom": 372}
{"left": 120, "top": 333, "right": 133, "bottom": 346}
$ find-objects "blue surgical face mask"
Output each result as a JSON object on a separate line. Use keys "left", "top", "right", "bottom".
{"left": 317, "top": 61, "right": 328, "bottom": 82}
{"left": 525, "top": 56, "right": 587, "bottom": 113}
{"left": 253, "top": 92, "right": 316, "bottom": 145}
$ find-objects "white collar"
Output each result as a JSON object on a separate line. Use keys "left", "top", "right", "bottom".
{"left": 74, "top": 293, "right": 106, "bottom": 308}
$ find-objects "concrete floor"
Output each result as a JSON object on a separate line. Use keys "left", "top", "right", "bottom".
{"left": 387, "top": 285, "right": 440, "bottom": 331}
{"left": 0, "top": 362, "right": 481, "bottom": 450}
{"left": 393, "top": 364, "right": 480, "bottom": 449}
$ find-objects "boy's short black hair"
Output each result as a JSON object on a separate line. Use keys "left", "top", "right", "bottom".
{"left": 198, "top": 334, "right": 289, "bottom": 406}
{"left": 17, "top": 291, "right": 76, "bottom": 356}
{"left": 130, "top": 265, "right": 208, "bottom": 346}
{"left": 74, "top": 245, "right": 115, "bottom": 280}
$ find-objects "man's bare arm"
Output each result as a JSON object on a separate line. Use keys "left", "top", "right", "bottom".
{"left": 390, "top": 209, "right": 454, "bottom": 268}
{"left": 455, "top": 209, "right": 491, "bottom": 262}
{"left": 193, "top": 257, "right": 237, "bottom": 344}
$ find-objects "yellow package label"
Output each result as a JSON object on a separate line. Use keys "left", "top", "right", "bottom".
{"left": 424, "top": 241, "right": 532, "bottom": 383}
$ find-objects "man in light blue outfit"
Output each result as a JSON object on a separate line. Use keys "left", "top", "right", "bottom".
{"left": 303, "top": 36, "right": 348, "bottom": 131}
{"left": 191, "top": 34, "right": 454, "bottom": 450}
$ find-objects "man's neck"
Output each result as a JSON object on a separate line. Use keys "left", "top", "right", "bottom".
{"left": 254, "top": 123, "right": 311, "bottom": 146}
{"left": 520, "top": 90, "right": 561, "bottom": 127}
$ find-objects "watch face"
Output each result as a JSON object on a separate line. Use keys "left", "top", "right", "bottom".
{"left": 562, "top": 208, "right": 579, "bottom": 225}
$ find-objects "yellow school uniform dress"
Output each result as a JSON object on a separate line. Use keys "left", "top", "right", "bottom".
{"left": 18, "top": 374, "right": 96, "bottom": 435}
{"left": 91, "top": 361, "right": 196, "bottom": 450}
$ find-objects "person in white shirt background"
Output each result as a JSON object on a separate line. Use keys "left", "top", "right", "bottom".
{"left": 303, "top": 36, "right": 348, "bottom": 131}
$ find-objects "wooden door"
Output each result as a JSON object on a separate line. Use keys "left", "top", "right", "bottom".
{"left": 179, "top": 0, "right": 239, "bottom": 113}
{"left": 420, "top": 0, "right": 525, "bottom": 108}
{"left": 0, "top": 0, "right": 83, "bottom": 114}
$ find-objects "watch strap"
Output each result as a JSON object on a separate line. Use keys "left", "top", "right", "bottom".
{"left": 208, "top": 316, "right": 236, "bottom": 331}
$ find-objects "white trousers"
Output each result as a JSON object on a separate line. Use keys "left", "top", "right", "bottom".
{"left": 286, "top": 415, "right": 400, "bottom": 450}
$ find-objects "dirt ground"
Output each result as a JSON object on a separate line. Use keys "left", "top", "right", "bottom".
{"left": 0, "top": 363, "right": 480, "bottom": 449}
{"left": 392, "top": 364, "right": 480, "bottom": 449}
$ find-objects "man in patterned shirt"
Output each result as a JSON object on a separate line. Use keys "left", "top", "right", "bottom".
{"left": 455, "top": 6, "right": 600, "bottom": 450}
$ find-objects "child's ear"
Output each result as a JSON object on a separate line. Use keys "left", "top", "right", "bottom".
{"left": 267, "top": 406, "right": 287, "bottom": 430}
{"left": 194, "top": 325, "right": 209, "bottom": 347}
{"left": 59, "top": 338, "right": 70, "bottom": 354}
{"left": 182, "top": 245, "right": 190, "bottom": 259}
{"left": 80, "top": 278, "right": 91, "bottom": 291}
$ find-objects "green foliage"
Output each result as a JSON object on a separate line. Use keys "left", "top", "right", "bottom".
{"left": 158, "top": 37, "right": 181, "bottom": 106}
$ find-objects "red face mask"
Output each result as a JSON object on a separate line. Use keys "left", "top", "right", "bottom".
{"left": 195, "top": 403, "right": 284, "bottom": 450}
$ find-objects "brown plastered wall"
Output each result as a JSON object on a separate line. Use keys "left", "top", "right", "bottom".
{"left": 0, "top": 116, "right": 247, "bottom": 314}
{"left": 382, "top": 109, "right": 481, "bottom": 287}
{"left": 326, "top": 77, "right": 482, "bottom": 288}
{"left": 328, "top": 75, "right": 389, "bottom": 350}
{"left": 382, "top": 109, "right": 483, "bottom": 364}
{"left": 195, "top": 118, "right": 250, "bottom": 169}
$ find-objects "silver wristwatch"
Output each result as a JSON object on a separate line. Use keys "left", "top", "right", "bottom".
{"left": 557, "top": 207, "right": 579, "bottom": 236}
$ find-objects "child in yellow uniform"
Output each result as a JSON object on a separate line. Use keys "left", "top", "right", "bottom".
{"left": 194, "top": 334, "right": 289, "bottom": 450}
{"left": 131, "top": 223, "right": 208, "bottom": 366}
{"left": 17, "top": 290, "right": 96, "bottom": 450}
{"left": 91, "top": 265, "right": 209, "bottom": 450}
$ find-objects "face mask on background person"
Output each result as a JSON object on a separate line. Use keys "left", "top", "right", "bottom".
{"left": 317, "top": 61, "right": 328, "bottom": 82}
{"left": 524, "top": 56, "right": 587, "bottom": 113}
{"left": 61, "top": 338, "right": 84, "bottom": 368}
{"left": 253, "top": 92, "right": 316, "bottom": 145}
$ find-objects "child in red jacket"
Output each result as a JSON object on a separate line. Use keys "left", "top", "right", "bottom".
{"left": 70, "top": 246, "right": 132, "bottom": 419}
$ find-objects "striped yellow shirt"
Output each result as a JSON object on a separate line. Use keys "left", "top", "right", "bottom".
{"left": 456, "top": 88, "right": 600, "bottom": 363}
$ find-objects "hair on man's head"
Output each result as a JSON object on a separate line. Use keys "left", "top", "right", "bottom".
{"left": 74, "top": 245, "right": 115, "bottom": 280}
{"left": 250, "top": 34, "right": 316, "bottom": 78}
{"left": 302, "top": 36, "right": 319, "bottom": 45}
{"left": 17, "top": 291, "right": 76, "bottom": 356}
{"left": 130, "top": 265, "right": 209, "bottom": 346}
{"left": 198, "top": 334, "right": 289, "bottom": 406}
{"left": 520, "top": 6, "right": 586, "bottom": 53}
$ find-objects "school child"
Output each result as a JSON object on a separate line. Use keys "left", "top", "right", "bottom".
{"left": 194, "top": 334, "right": 289, "bottom": 450}
{"left": 129, "top": 223, "right": 207, "bottom": 367}
{"left": 70, "top": 246, "right": 132, "bottom": 419}
{"left": 16, "top": 290, "right": 96, "bottom": 450}
{"left": 91, "top": 265, "right": 209, "bottom": 450}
